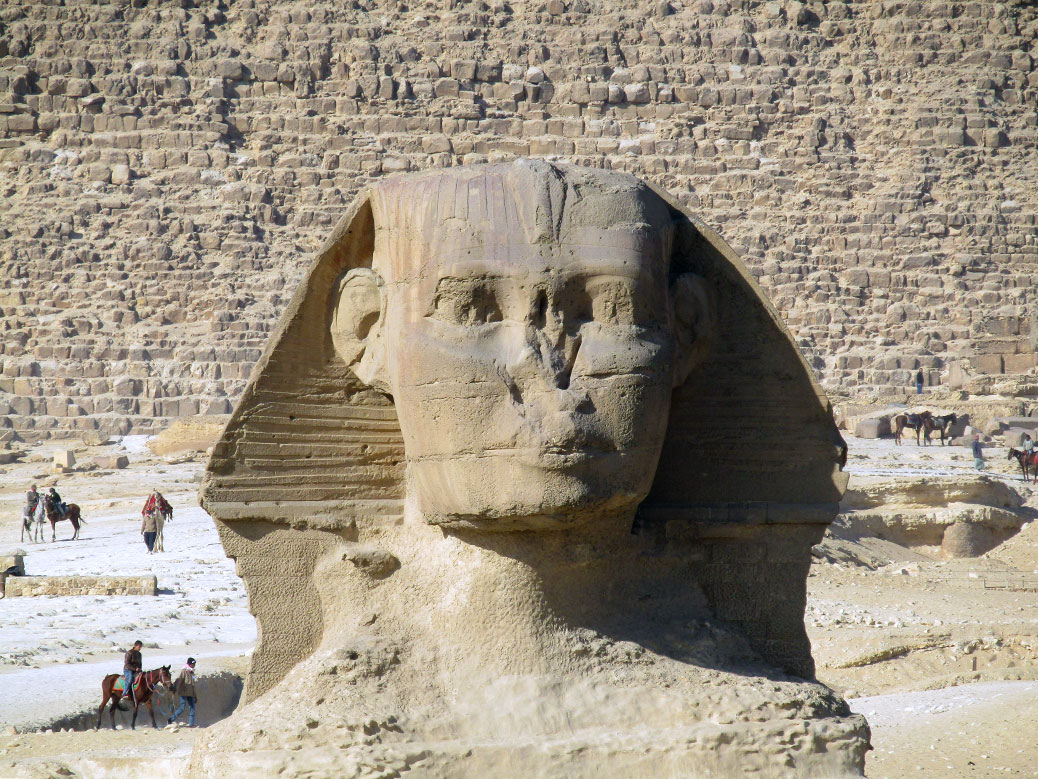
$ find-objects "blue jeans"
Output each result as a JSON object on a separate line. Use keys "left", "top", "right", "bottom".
{"left": 170, "top": 696, "right": 196, "bottom": 726}
{"left": 123, "top": 670, "right": 135, "bottom": 699}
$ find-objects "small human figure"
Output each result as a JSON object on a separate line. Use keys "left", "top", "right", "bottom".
{"left": 142, "top": 490, "right": 173, "bottom": 552}
{"left": 123, "top": 640, "right": 143, "bottom": 701}
{"left": 1024, "top": 434, "right": 1035, "bottom": 455}
{"left": 972, "top": 434, "right": 985, "bottom": 471}
{"left": 168, "top": 657, "right": 198, "bottom": 727}
{"left": 26, "top": 484, "right": 39, "bottom": 514}
{"left": 141, "top": 508, "right": 158, "bottom": 554}
{"left": 915, "top": 369, "right": 924, "bottom": 395}
{"left": 48, "top": 486, "right": 68, "bottom": 517}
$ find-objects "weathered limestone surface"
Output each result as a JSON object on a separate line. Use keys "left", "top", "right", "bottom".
{"left": 194, "top": 163, "right": 866, "bottom": 777}
{"left": 2, "top": 1, "right": 1038, "bottom": 436}
{"left": 2, "top": 574, "right": 157, "bottom": 597}
{"left": 839, "top": 475, "right": 1031, "bottom": 559}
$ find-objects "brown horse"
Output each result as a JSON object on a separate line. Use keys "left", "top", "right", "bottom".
{"left": 1007, "top": 448, "right": 1038, "bottom": 483}
{"left": 43, "top": 495, "right": 84, "bottom": 541}
{"left": 931, "top": 413, "right": 958, "bottom": 446}
{"left": 893, "top": 411, "right": 935, "bottom": 445}
{"left": 96, "top": 666, "right": 172, "bottom": 730}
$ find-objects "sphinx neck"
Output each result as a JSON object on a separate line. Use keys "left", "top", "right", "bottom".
{"left": 342, "top": 510, "right": 710, "bottom": 680}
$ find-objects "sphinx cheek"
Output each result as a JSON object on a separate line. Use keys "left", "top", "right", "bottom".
{"left": 387, "top": 323, "right": 530, "bottom": 456}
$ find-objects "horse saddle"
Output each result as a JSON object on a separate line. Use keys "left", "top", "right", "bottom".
{"left": 114, "top": 674, "right": 144, "bottom": 697}
{"left": 907, "top": 413, "right": 921, "bottom": 426}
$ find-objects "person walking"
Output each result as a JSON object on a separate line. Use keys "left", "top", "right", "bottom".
{"left": 142, "top": 490, "right": 172, "bottom": 553}
{"left": 123, "top": 640, "right": 143, "bottom": 702}
{"left": 972, "top": 434, "right": 985, "bottom": 471}
{"left": 915, "top": 369, "right": 924, "bottom": 395}
{"left": 168, "top": 657, "right": 198, "bottom": 727}
{"left": 141, "top": 509, "right": 158, "bottom": 554}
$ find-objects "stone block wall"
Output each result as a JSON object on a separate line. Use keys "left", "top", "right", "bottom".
{"left": 2, "top": 574, "right": 157, "bottom": 597}
{"left": 2, "top": 0, "right": 1037, "bottom": 436}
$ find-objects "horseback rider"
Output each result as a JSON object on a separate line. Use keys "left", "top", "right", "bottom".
{"left": 26, "top": 484, "right": 39, "bottom": 514}
{"left": 123, "top": 640, "right": 143, "bottom": 701}
{"left": 1024, "top": 434, "right": 1035, "bottom": 457}
{"left": 47, "top": 486, "right": 69, "bottom": 517}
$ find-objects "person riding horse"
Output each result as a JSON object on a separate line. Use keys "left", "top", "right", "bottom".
{"left": 123, "top": 640, "right": 143, "bottom": 702}
{"left": 26, "top": 484, "right": 39, "bottom": 514}
{"left": 47, "top": 487, "right": 69, "bottom": 517}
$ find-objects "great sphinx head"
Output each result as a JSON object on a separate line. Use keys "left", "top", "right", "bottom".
{"left": 202, "top": 160, "right": 847, "bottom": 704}
{"left": 330, "top": 160, "right": 713, "bottom": 529}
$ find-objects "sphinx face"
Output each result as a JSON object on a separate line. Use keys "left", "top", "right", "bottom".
{"left": 379, "top": 224, "right": 681, "bottom": 529}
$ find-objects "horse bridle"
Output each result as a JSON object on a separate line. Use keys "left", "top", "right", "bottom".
{"left": 136, "top": 669, "right": 168, "bottom": 698}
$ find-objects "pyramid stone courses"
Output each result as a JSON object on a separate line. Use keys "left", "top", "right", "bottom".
{"left": 1, "top": 0, "right": 1037, "bottom": 437}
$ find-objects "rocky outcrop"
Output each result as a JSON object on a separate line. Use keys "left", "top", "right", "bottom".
{"left": 2, "top": 1, "right": 1038, "bottom": 436}
{"left": 839, "top": 476, "right": 1031, "bottom": 559}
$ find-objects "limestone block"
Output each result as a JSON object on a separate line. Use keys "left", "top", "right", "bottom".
{"left": 1003, "top": 427, "right": 1038, "bottom": 447}
{"left": 91, "top": 454, "right": 128, "bottom": 469}
{"left": 66, "top": 78, "right": 91, "bottom": 97}
{"left": 110, "top": 164, "right": 130, "bottom": 185}
{"left": 217, "top": 59, "right": 243, "bottom": 80}
{"left": 53, "top": 449, "right": 75, "bottom": 468}
{"left": 434, "top": 78, "right": 460, "bottom": 97}
{"left": 854, "top": 417, "right": 888, "bottom": 438}
{"left": 983, "top": 416, "right": 1038, "bottom": 436}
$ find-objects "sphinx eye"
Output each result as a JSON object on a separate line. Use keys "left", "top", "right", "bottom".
{"left": 432, "top": 278, "right": 502, "bottom": 326}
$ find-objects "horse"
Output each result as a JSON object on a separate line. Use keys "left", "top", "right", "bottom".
{"left": 96, "top": 665, "right": 172, "bottom": 730}
{"left": 20, "top": 501, "right": 45, "bottom": 543}
{"left": 42, "top": 495, "right": 85, "bottom": 541}
{"left": 1007, "top": 448, "right": 1038, "bottom": 483}
{"left": 893, "top": 411, "right": 935, "bottom": 445}
{"left": 931, "top": 413, "right": 958, "bottom": 446}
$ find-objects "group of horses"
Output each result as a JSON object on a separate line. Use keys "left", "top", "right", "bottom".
{"left": 20, "top": 495, "right": 84, "bottom": 543}
{"left": 893, "top": 411, "right": 958, "bottom": 446}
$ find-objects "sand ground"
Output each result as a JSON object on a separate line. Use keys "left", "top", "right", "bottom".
{"left": 0, "top": 432, "right": 1036, "bottom": 777}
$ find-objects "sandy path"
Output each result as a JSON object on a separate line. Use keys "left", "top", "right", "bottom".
{"left": 853, "top": 681, "right": 1038, "bottom": 777}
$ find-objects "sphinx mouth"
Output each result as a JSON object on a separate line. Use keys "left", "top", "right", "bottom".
{"left": 479, "top": 444, "right": 611, "bottom": 470}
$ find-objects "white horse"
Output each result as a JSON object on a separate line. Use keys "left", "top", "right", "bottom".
{"left": 21, "top": 501, "right": 45, "bottom": 543}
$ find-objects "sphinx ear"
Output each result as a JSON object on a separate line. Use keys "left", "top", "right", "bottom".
{"left": 331, "top": 268, "right": 390, "bottom": 393}
{"left": 670, "top": 272, "right": 715, "bottom": 388}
